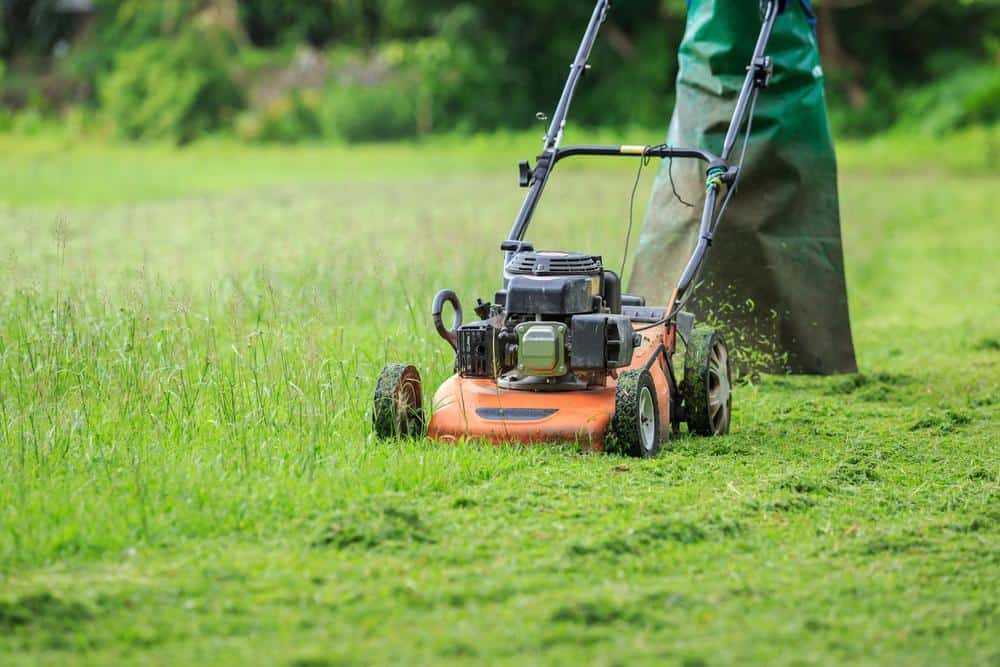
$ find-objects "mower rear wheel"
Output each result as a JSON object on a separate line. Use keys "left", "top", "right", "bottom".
{"left": 607, "top": 370, "right": 661, "bottom": 458}
{"left": 372, "top": 364, "right": 425, "bottom": 439}
{"left": 682, "top": 328, "right": 732, "bottom": 436}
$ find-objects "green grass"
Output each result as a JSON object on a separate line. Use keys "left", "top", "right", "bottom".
{"left": 0, "top": 127, "right": 997, "bottom": 665}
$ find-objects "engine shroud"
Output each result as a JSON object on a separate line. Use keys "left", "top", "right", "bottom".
{"left": 503, "top": 251, "right": 604, "bottom": 316}
{"left": 506, "top": 251, "right": 603, "bottom": 277}
{"left": 505, "top": 275, "right": 594, "bottom": 315}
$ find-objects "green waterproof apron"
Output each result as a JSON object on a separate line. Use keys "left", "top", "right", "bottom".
{"left": 629, "top": 0, "right": 857, "bottom": 374}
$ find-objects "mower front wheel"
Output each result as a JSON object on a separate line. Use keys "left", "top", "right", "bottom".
{"left": 607, "top": 370, "right": 661, "bottom": 458}
{"left": 372, "top": 364, "right": 425, "bottom": 439}
{"left": 682, "top": 328, "right": 732, "bottom": 436}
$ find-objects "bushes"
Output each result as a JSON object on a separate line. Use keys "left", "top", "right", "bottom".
{"left": 99, "top": 28, "right": 244, "bottom": 144}
{"left": 233, "top": 84, "right": 419, "bottom": 145}
{"left": 4, "top": 1, "right": 996, "bottom": 144}
{"left": 325, "top": 84, "right": 419, "bottom": 143}
{"left": 831, "top": 55, "right": 1000, "bottom": 138}
{"left": 236, "top": 91, "right": 325, "bottom": 143}
{"left": 898, "top": 63, "right": 1000, "bottom": 135}
{"left": 237, "top": 84, "right": 418, "bottom": 145}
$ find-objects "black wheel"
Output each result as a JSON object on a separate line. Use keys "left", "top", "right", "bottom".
{"left": 372, "top": 364, "right": 425, "bottom": 439}
{"left": 607, "top": 370, "right": 661, "bottom": 458}
{"left": 682, "top": 328, "right": 732, "bottom": 436}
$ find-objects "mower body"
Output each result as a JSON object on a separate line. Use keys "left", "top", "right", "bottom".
{"left": 416, "top": 249, "right": 701, "bottom": 456}
{"left": 428, "top": 321, "right": 674, "bottom": 449}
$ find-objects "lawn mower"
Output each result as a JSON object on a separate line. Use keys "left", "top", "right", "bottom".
{"left": 373, "top": 0, "right": 787, "bottom": 456}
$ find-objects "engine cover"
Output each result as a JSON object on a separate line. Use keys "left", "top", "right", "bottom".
{"left": 506, "top": 251, "right": 603, "bottom": 277}
{"left": 505, "top": 275, "right": 594, "bottom": 315}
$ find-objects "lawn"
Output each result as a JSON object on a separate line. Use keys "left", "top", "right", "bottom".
{"left": 0, "top": 127, "right": 997, "bottom": 665}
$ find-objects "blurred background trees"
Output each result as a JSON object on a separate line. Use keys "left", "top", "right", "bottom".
{"left": 1, "top": 0, "right": 997, "bottom": 144}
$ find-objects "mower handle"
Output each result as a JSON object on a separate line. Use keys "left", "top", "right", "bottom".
{"left": 505, "top": 0, "right": 610, "bottom": 249}
{"left": 503, "top": 0, "right": 784, "bottom": 320}
{"left": 553, "top": 144, "right": 718, "bottom": 165}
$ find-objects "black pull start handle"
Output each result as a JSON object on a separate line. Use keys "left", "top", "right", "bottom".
{"left": 432, "top": 290, "right": 463, "bottom": 351}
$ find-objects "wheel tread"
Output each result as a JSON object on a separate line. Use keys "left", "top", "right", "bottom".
{"left": 607, "top": 370, "right": 661, "bottom": 458}
{"left": 373, "top": 364, "right": 424, "bottom": 439}
{"left": 682, "top": 328, "right": 732, "bottom": 436}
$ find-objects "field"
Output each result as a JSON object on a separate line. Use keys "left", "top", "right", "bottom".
{"left": 0, "top": 127, "right": 997, "bottom": 665}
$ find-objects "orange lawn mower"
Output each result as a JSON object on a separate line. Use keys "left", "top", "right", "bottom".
{"left": 373, "top": 0, "right": 788, "bottom": 457}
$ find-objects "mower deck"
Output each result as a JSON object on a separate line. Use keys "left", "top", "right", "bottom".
{"left": 428, "top": 323, "right": 673, "bottom": 450}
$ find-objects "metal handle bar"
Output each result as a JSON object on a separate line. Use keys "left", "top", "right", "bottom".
{"left": 553, "top": 144, "right": 718, "bottom": 165}
{"left": 501, "top": 0, "right": 784, "bottom": 321}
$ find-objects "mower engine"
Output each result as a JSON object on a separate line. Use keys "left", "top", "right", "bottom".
{"left": 445, "top": 250, "right": 643, "bottom": 392}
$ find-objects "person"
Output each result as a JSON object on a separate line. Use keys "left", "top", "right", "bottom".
{"left": 629, "top": 0, "right": 857, "bottom": 374}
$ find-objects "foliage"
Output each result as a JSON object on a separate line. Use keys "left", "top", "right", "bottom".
{"left": 99, "top": 27, "right": 244, "bottom": 143}
{"left": 0, "top": 0, "right": 78, "bottom": 58}
{"left": 92, "top": 0, "right": 202, "bottom": 49}
{"left": 0, "top": 131, "right": 997, "bottom": 663}
{"left": 1, "top": 0, "right": 999, "bottom": 141}
{"left": 237, "top": 0, "right": 359, "bottom": 47}
{"left": 898, "top": 62, "right": 1000, "bottom": 135}
{"left": 325, "top": 82, "right": 418, "bottom": 143}
{"left": 816, "top": 0, "right": 999, "bottom": 135}
{"left": 236, "top": 91, "right": 325, "bottom": 143}
{"left": 826, "top": 71, "right": 899, "bottom": 138}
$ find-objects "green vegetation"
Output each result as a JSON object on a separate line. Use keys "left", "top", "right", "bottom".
{"left": 99, "top": 28, "right": 244, "bottom": 143}
{"left": 0, "top": 128, "right": 997, "bottom": 664}
{"left": 2, "top": 0, "right": 998, "bottom": 143}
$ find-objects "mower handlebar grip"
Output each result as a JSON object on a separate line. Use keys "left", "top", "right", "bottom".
{"left": 432, "top": 290, "right": 463, "bottom": 351}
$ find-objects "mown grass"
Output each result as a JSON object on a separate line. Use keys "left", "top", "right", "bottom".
{"left": 0, "top": 127, "right": 997, "bottom": 665}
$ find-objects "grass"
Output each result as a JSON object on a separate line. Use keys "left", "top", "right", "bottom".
{"left": 0, "top": 126, "right": 997, "bottom": 665}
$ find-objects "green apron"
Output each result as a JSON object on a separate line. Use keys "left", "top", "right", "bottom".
{"left": 629, "top": 0, "right": 857, "bottom": 374}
